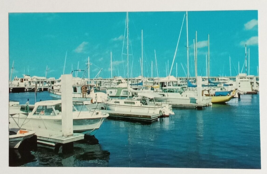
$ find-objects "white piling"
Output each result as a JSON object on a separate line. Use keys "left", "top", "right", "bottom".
{"left": 61, "top": 74, "right": 73, "bottom": 137}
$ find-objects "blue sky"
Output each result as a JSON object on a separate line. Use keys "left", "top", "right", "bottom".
{"left": 9, "top": 11, "right": 258, "bottom": 79}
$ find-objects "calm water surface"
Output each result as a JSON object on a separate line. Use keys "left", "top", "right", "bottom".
{"left": 9, "top": 92, "right": 261, "bottom": 168}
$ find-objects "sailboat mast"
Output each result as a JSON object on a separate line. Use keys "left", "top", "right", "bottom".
{"left": 186, "top": 11, "right": 189, "bottom": 79}
{"left": 206, "top": 54, "right": 208, "bottom": 77}
{"left": 110, "top": 52, "right": 113, "bottom": 78}
{"left": 208, "top": 34, "right": 210, "bottom": 77}
{"left": 10, "top": 61, "right": 14, "bottom": 82}
{"left": 238, "top": 61, "right": 240, "bottom": 74}
{"left": 154, "top": 50, "right": 159, "bottom": 77}
{"left": 229, "top": 56, "right": 231, "bottom": 76}
{"left": 245, "top": 44, "right": 247, "bottom": 75}
{"left": 195, "top": 31, "right": 198, "bottom": 78}
{"left": 248, "top": 48, "right": 250, "bottom": 75}
{"left": 87, "top": 57, "right": 90, "bottom": 84}
{"left": 141, "top": 30, "right": 143, "bottom": 77}
{"left": 126, "top": 12, "right": 129, "bottom": 98}
{"left": 63, "top": 51, "right": 67, "bottom": 74}
{"left": 151, "top": 61, "right": 153, "bottom": 77}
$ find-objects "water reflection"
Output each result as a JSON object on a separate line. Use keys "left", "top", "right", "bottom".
{"left": 9, "top": 149, "right": 36, "bottom": 166}
{"left": 196, "top": 111, "right": 204, "bottom": 140}
{"left": 10, "top": 137, "right": 110, "bottom": 167}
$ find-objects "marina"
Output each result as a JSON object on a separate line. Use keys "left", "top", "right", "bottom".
{"left": 7, "top": 10, "right": 261, "bottom": 170}
{"left": 9, "top": 91, "right": 260, "bottom": 168}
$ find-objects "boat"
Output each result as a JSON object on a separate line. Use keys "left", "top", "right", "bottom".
{"left": 9, "top": 100, "right": 109, "bottom": 136}
{"left": 49, "top": 76, "right": 108, "bottom": 103}
{"left": 204, "top": 90, "right": 236, "bottom": 103}
{"left": 9, "top": 128, "right": 35, "bottom": 149}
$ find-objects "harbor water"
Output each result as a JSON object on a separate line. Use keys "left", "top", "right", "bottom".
{"left": 9, "top": 92, "right": 261, "bottom": 168}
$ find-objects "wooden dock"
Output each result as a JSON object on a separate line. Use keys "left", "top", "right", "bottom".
{"left": 37, "top": 133, "right": 84, "bottom": 146}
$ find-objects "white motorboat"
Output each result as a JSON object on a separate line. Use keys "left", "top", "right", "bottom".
{"left": 9, "top": 100, "right": 109, "bottom": 136}
{"left": 104, "top": 97, "right": 173, "bottom": 117}
{"left": 49, "top": 77, "right": 108, "bottom": 103}
{"left": 9, "top": 128, "right": 35, "bottom": 149}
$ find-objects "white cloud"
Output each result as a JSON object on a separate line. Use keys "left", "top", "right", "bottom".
{"left": 112, "top": 35, "right": 124, "bottom": 41}
{"left": 113, "top": 60, "right": 124, "bottom": 66}
{"left": 190, "top": 40, "right": 208, "bottom": 48}
{"left": 244, "top": 19, "right": 258, "bottom": 30}
{"left": 74, "top": 42, "right": 88, "bottom": 53}
{"left": 240, "top": 36, "right": 258, "bottom": 46}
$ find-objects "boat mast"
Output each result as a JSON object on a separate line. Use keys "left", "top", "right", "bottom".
{"left": 126, "top": 12, "right": 129, "bottom": 99}
{"left": 154, "top": 49, "right": 159, "bottom": 77}
{"left": 195, "top": 31, "right": 198, "bottom": 78}
{"left": 238, "top": 61, "right": 240, "bottom": 74}
{"left": 45, "top": 66, "right": 49, "bottom": 78}
{"left": 206, "top": 54, "right": 208, "bottom": 77}
{"left": 63, "top": 51, "right": 67, "bottom": 74}
{"left": 186, "top": 11, "right": 189, "bottom": 79}
{"left": 229, "top": 56, "right": 231, "bottom": 76}
{"left": 10, "top": 61, "right": 14, "bottom": 82}
{"left": 76, "top": 61, "right": 79, "bottom": 77}
{"left": 151, "top": 61, "right": 153, "bottom": 77}
{"left": 248, "top": 48, "right": 250, "bottom": 75}
{"left": 141, "top": 30, "right": 143, "bottom": 77}
{"left": 245, "top": 44, "right": 247, "bottom": 75}
{"left": 87, "top": 57, "right": 90, "bottom": 84}
{"left": 208, "top": 34, "right": 210, "bottom": 78}
{"left": 110, "top": 52, "right": 113, "bottom": 78}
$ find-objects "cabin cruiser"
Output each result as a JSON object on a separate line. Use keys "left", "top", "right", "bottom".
{"left": 49, "top": 77, "right": 108, "bottom": 103}
{"left": 9, "top": 100, "right": 109, "bottom": 136}
{"left": 104, "top": 97, "right": 173, "bottom": 117}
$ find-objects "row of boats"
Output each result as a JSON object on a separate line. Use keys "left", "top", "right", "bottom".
{"left": 9, "top": 72, "right": 258, "bottom": 149}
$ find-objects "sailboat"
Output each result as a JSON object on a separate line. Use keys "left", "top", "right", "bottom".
{"left": 103, "top": 12, "right": 174, "bottom": 119}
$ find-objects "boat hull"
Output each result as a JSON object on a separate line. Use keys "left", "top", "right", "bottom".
{"left": 211, "top": 95, "right": 233, "bottom": 103}
{"left": 9, "top": 113, "right": 107, "bottom": 136}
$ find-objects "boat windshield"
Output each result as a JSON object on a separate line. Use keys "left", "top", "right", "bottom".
{"left": 33, "top": 105, "right": 56, "bottom": 116}
{"left": 163, "top": 88, "right": 183, "bottom": 94}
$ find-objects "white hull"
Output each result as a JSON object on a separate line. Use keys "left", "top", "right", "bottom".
{"left": 9, "top": 130, "right": 35, "bottom": 148}
{"left": 154, "top": 94, "right": 211, "bottom": 108}
{"left": 9, "top": 111, "right": 108, "bottom": 136}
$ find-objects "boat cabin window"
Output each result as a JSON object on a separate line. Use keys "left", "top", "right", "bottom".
{"left": 114, "top": 101, "right": 120, "bottom": 104}
{"left": 172, "top": 81, "right": 178, "bottom": 86}
{"left": 124, "top": 101, "right": 135, "bottom": 105}
{"left": 20, "top": 79, "right": 23, "bottom": 83}
{"left": 33, "top": 105, "right": 56, "bottom": 116}
{"left": 73, "top": 87, "right": 77, "bottom": 93}
{"left": 163, "top": 88, "right": 183, "bottom": 94}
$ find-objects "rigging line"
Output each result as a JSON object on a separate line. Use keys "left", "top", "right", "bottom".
{"left": 9, "top": 114, "right": 21, "bottom": 130}
{"left": 169, "top": 13, "right": 186, "bottom": 76}
{"left": 39, "top": 112, "right": 48, "bottom": 130}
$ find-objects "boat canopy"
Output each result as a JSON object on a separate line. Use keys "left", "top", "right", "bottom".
{"left": 187, "top": 80, "right": 197, "bottom": 87}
